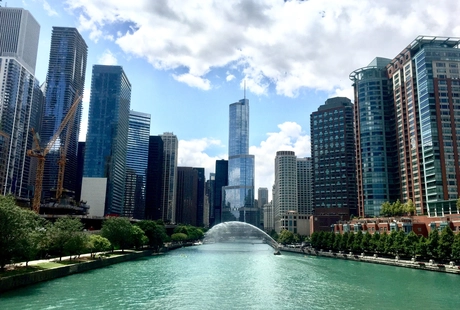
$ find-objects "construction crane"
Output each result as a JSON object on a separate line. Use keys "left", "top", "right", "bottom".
{"left": 27, "top": 94, "right": 82, "bottom": 213}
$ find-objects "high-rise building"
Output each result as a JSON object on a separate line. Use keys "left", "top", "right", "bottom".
{"left": 145, "top": 136, "right": 164, "bottom": 220}
{"left": 258, "top": 187, "right": 269, "bottom": 228}
{"left": 386, "top": 36, "right": 460, "bottom": 216}
{"left": 42, "top": 27, "right": 87, "bottom": 200}
{"left": 222, "top": 98, "right": 256, "bottom": 225}
{"left": 350, "top": 58, "right": 399, "bottom": 217}
{"left": 193, "top": 167, "right": 205, "bottom": 226}
{"left": 160, "top": 132, "right": 178, "bottom": 223}
{"left": 310, "top": 97, "right": 358, "bottom": 217}
{"left": 274, "top": 151, "right": 298, "bottom": 232}
{"left": 83, "top": 65, "right": 131, "bottom": 216}
{"left": 296, "top": 157, "right": 313, "bottom": 215}
{"left": 176, "top": 167, "right": 198, "bottom": 226}
{"left": 211, "top": 159, "right": 228, "bottom": 226}
{"left": 0, "top": 7, "right": 40, "bottom": 74}
{"left": 0, "top": 7, "right": 42, "bottom": 198}
{"left": 124, "top": 110, "right": 150, "bottom": 219}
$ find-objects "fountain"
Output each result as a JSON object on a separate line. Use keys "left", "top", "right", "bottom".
{"left": 204, "top": 221, "right": 280, "bottom": 252}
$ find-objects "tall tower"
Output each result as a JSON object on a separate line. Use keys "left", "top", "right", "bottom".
{"left": 145, "top": 136, "right": 164, "bottom": 220}
{"left": 387, "top": 36, "right": 460, "bottom": 216}
{"left": 212, "top": 159, "right": 228, "bottom": 226}
{"left": 42, "top": 27, "right": 87, "bottom": 200}
{"left": 175, "top": 167, "right": 198, "bottom": 226}
{"left": 160, "top": 132, "right": 178, "bottom": 223}
{"left": 296, "top": 157, "right": 313, "bottom": 215}
{"left": 83, "top": 65, "right": 131, "bottom": 215}
{"left": 222, "top": 98, "right": 256, "bottom": 225}
{"left": 310, "top": 97, "right": 358, "bottom": 216}
{"left": 124, "top": 110, "right": 150, "bottom": 219}
{"left": 274, "top": 151, "right": 298, "bottom": 232}
{"left": 0, "top": 7, "right": 42, "bottom": 198}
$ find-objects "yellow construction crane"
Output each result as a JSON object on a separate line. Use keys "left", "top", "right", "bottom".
{"left": 27, "top": 94, "right": 82, "bottom": 213}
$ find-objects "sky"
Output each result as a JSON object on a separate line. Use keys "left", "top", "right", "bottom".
{"left": 14, "top": 0, "right": 460, "bottom": 199}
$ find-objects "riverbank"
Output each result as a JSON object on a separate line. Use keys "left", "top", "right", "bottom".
{"left": 0, "top": 250, "right": 156, "bottom": 293}
{"left": 279, "top": 246, "right": 460, "bottom": 274}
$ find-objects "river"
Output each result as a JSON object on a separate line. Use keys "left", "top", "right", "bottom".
{"left": 0, "top": 243, "right": 458, "bottom": 309}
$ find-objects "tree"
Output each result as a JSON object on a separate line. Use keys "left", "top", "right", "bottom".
{"left": 47, "top": 217, "right": 85, "bottom": 261}
{"left": 385, "top": 230, "right": 397, "bottom": 255}
{"left": 333, "top": 233, "right": 343, "bottom": 251}
{"left": 403, "top": 199, "right": 416, "bottom": 216}
{"left": 101, "top": 217, "right": 134, "bottom": 252}
{"left": 340, "top": 232, "right": 350, "bottom": 252}
{"left": 137, "top": 220, "right": 168, "bottom": 251}
{"left": 88, "top": 235, "right": 111, "bottom": 257}
{"left": 0, "top": 195, "right": 40, "bottom": 270}
{"left": 438, "top": 226, "right": 454, "bottom": 261}
{"left": 370, "top": 232, "right": 381, "bottom": 253}
{"left": 352, "top": 230, "right": 363, "bottom": 253}
{"left": 404, "top": 231, "right": 419, "bottom": 258}
{"left": 310, "top": 232, "right": 320, "bottom": 249}
{"left": 427, "top": 230, "right": 440, "bottom": 260}
{"left": 377, "top": 233, "right": 387, "bottom": 254}
{"left": 171, "top": 233, "right": 188, "bottom": 242}
{"left": 416, "top": 236, "right": 428, "bottom": 259}
{"left": 361, "top": 231, "right": 372, "bottom": 253}
{"left": 347, "top": 233, "right": 355, "bottom": 252}
{"left": 380, "top": 201, "right": 392, "bottom": 217}
{"left": 451, "top": 234, "right": 460, "bottom": 262}
{"left": 393, "top": 230, "right": 406, "bottom": 257}
{"left": 278, "top": 229, "right": 295, "bottom": 245}
{"left": 131, "top": 225, "right": 147, "bottom": 250}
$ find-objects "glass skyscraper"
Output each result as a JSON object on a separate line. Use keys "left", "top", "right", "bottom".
{"left": 222, "top": 98, "right": 256, "bottom": 225}
{"left": 42, "top": 27, "right": 87, "bottom": 200}
{"left": 124, "top": 110, "right": 150, "bottom": 219}
{"left": 0, "top": 8, "right": 42, "bottom": 198}
{"left": 84, "top": 65, "right": 131, "bottom": 215}
{"left": 160, "top": 132, "right": 178, "bottom": 223}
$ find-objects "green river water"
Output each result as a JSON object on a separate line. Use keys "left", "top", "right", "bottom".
{"left": 0, "top": 243, "right": 458, "bottom": 309}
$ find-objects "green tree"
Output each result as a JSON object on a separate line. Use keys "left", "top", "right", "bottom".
{"left": 131, "top": 225, "right": 147, "bottom": 249}
{"left": 340, "top": 232, "right": 350, "bottom": 252}
{"left": 438, "top": 226, "right": 454, "bottom": 261}
{"left": 310, "top": 232, "right": 320, "bottom": 249}
{"left": 370, "top": 232, "right": 381, "bottom": 253}
{"left": 171, "top": 233, "right": 188, "bottom": 242}
{"left": 385, "top": 230, "right": 397, "bottom": 255}
{"left": 101, "top": 217, "right": 134, "bottom": 252}
{"left": 352, "top": 230, "right": 363, "bottom": 253}
{"left": 451, "top": 234, "right": 460, "bottom": 262}
{"left": 377, "top": 233, "right": 387, "bottom": 254}
{"left": 403, "top": 199, "right": 416, "bottom": 216}
{"left": 137, "top": 220, "right": 168, "bottom": 251}
{"left": 393, "top": 230, "right": 406, "bottom": 256}
{"left": 47, "top": 217, "right": 85, "bottom": 261}
{"left": 88, "top": 234, "right": 111, "bottom": 257}
{"left": 278, "top": 229, "right": 295, "bottom": 245}
{"left": 361, "top": 231, "right": 372, "bottom": 253}
{"left": 427, "top": 230, "right": 440, "bottom": 260}
{"left": 380, "top": 201, "right": 392, "bottom": 217}
{"left": 416, "top": 236, "right": 428, "bottom": 259}
{"left": 404, "top": 231, "right": 419, "bottom": 258}
{"left": 333, "top": 233, "right": 343, "bottom": 251}
{"left": 347, "top": 233, "right": 355, "bottom": 252}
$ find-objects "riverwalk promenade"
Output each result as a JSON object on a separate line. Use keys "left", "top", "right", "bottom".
{"left": 280, "top": 246, "right": 460, "bottom": 275}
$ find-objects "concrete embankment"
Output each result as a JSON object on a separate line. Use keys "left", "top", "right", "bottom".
{"left": 279, "top": 247, "right": 460, "bottom": 275}
{"left": 0, "top": 250, "right": 154, "bottom": 293}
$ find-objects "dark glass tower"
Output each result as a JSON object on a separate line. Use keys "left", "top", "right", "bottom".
{"left": 176, "top": 167, "right": 198, "bottom": 226}
{"left": 83, "top": 65, "right": 131, "bottom": 215}
{"left": 310, "top": 97, "right": 357, "bottom": 216}
{"left": 212, "top": 159, "right": 228, "bottom": 226}
{"left": 145, "top": 136, "right": 164, "bottom": 220}
{"left": 193, "top": 167, "right": 205, "bottom": 226}
{"left": 42, "top": 27, "right": 87, "bottom": 200}
{"left": 222, "top": 98, "right": 256, "bottom": 225}
{"left": 124, "top": 111, "right": 150, "bottom": 219}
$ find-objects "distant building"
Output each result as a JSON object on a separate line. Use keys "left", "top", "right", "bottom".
{"left": 83, "top": 65, "right": 131, "bottom": 216}
{"left": 211, "top": 159, "right": 228, "bottom": 226}
{"left": 145, "top": 136, "right": 164, "bottom": 220}
{"left": 176, "top": 167, "right": 198, "bottom": 226}
{"left": 296, "top": 157, "right": 313, "bottom": 215}
{"left": 124, "top": 111, "right": 150, "bottom": 219}
{"left": 222, "top": 98, "right": 256, "bottom": 225}
{"left": 42, "top": 27, "right": 87, "bottom": 200}
{"left": 160, "top": 132, "right": 178, "bottom": 223}
{"left": 274, "top": 151, "right": 298, "bottom": 232}
{"left": 0, "top": 7, "right": 42, "bottom": 198}
{"left": 193, "top": 167, "right": 205, "bottom": 226}
{"left": 258, "top": 187, "right": 269, "bottom": 228}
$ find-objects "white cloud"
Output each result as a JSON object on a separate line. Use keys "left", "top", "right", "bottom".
{"left": 97, "top": 49, "right": 118, "bottom": 65}
{"left": 178, "top": 138, "right": 226, "bottom": 176}
{"left": 250, "top": 122, "right": 310, "bottom": 199}
{"left": 65, "top": 0, "right": 460, "bottom": 96}
{"left": 172, "top": 73, "right": 211, "bottom": 90}
{"left": 226, "top": 73, "right": 235, "bottom": 82}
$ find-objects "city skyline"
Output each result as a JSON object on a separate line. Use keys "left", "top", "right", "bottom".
{"left": 13, "top": 0, "right": 460, "bottom": 198}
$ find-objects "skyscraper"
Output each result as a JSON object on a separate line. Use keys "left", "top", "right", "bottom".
{"left": 296, "top": 157, "right": 313, "bottom": 215}
{"left": 145, "top": 136, "right": 164, "bottom": 220}
{"left": 176, "top": 167, "right": 198, "bottom": 226}
{"left": 258, "top": 187, "right": 269, "bottom": 229}
{"left": 222, "top": 98, "right": 256, "bottom": 225}
{"left": 124, "top": 110, "right": 150, "bottom": 219}
{"left": 212, "top": 159, "right": 228, "bottom": 226}
{"left": 160, "top": 132, "right": 178, "bottom": 223}
{"left": 310, "top": 97, "right": 358, "bottom": 216}
{"left": 193, "top": 167, "right": 205, "bottom": 226}
{"left": 83, "top": 65, "right": 131, "bottom": 215}
{"left": 42, "top": 27, "right": 87, "bottom": 200}
{"left": 274, "top": 151, "right": 298, "bottom": 232}
{"left": 0, "top": 7, "right": 42, "bottom": 198}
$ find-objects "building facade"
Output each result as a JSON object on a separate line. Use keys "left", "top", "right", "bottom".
{"left": 124, "top": 110, "right": 150, "bottom": 219}
{"left": 0, "top": 8, "right": 42, "bottom": 198}
{"left": 310, "top": 97, "right": 357, "bottom": 216}
{"left": 83, "top": 65, "right": 131, "bottom": 215}
{"left": 176, "top": 167, "right": 198, "bottom": 226}
{"left": 274, "top": 151, "right": 298, "bottom": 232}
{"left": 222, "top": 98, "right": 256, "bottom": 225}
{"left": 160, "top": 132, "right": 178, "bottom": 223}
{"left": 145, "top": 136, "right": 164, "bottom": 220}
{"left": 42, "top": 27, "right": 87, "bottom": 199}
{"left": 211, "top": 159, "right": 228, "bottom": 226}
{"left": 296, "top": 157, "right": 313, "bottom": 215}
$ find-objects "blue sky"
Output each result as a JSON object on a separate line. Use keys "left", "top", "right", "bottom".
{"left": 17, "top": 0, "right": 460, "bottom": 198}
